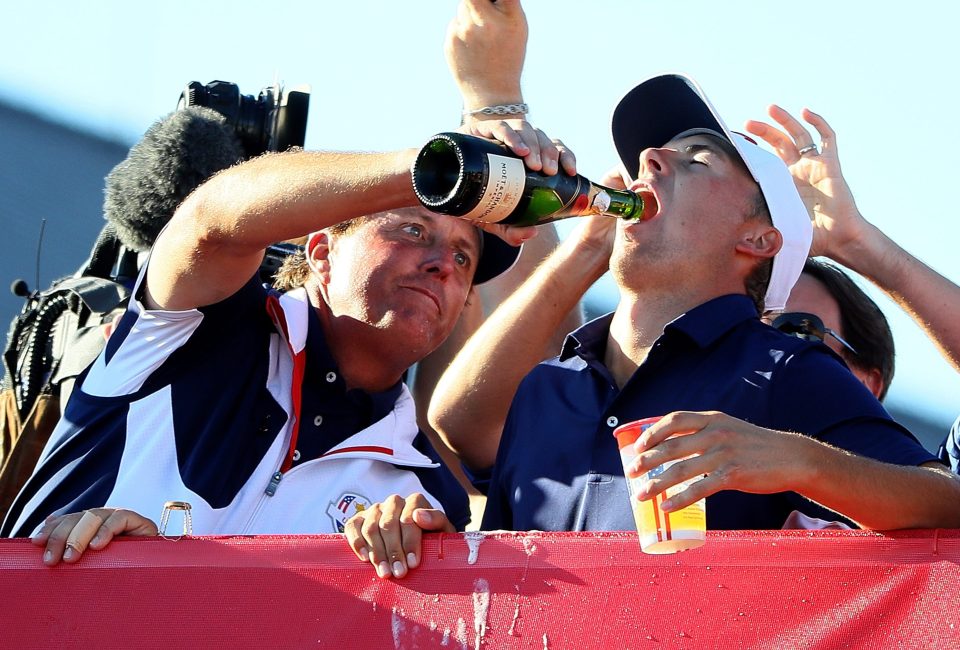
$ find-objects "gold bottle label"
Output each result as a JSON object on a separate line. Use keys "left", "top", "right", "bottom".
{"left": 463, "top": 154, "right": 525, "bottom": 223}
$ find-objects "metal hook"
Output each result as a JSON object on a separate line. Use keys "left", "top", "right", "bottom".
{"left": 158, "top": 501, "right": 193, "bottom": 539}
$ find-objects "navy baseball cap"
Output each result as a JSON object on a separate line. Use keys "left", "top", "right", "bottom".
{"left": 474, "top": 231, "right": 521, "bottom": 285}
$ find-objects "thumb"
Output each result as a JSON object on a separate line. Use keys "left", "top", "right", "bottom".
{"left": 478, "top": 222, "right": 536, "bottom": 247}
{"left": 412, "top": 508, "right": 455, "bottom": 532}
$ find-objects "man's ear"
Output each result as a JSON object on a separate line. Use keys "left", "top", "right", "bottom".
{"left": 854, "top": 366, "right": 886, "bottom": 401}
{"left": 736, "top": 224, "right": 782, "bottom": 261}
{"left": 306, "top": 231, "right": 332, "bottom": 283}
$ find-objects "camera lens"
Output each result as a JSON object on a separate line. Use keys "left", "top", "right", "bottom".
{"left": 234, "top": 88, "right": 271, "bottom": 157}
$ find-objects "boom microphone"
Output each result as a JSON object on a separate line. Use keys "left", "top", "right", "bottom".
{"left": 103, "top": 106, "right": 244, "bottom": 252}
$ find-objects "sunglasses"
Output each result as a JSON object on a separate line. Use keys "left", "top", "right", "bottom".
{"left": 771, "top": 312, "right": 858, "bottom": 356}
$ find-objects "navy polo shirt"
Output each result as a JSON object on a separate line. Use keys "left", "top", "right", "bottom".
{"left": 296, "top": 301, "right": 403, "bottom": 465}
{"left": 481, "top": 294, "right": 937, "bottom": 532}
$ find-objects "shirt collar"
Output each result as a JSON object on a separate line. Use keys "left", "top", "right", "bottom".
{"left": 560, "top": 312, "right": 613, "bottom": 362}
{"left": 560, "top": 294, "right": 760, "bottom": 361}
{"left": 664, "top": 294, "right": 760, "bottom": 348}
{"left": 304, "top": 298, "right": 403, "bottom": 422}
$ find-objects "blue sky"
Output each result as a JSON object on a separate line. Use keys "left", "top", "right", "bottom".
{"left": 2, "top": 1, "right": 958, "bottom": 427}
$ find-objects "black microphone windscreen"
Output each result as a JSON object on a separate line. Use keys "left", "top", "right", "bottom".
{"left": 10, "top": 279, "right": 30, "bottom": 298}
{"left": 103, "top": 106, "right": 244, "bottom": 252}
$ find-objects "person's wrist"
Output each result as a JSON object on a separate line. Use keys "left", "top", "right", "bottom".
{"left": 826, "top": 217, "right": 885, "bottom": 273}
{"left": 788, "top": 432, "right": 824, "bottom": 493}
{"left": 462, "top": 103, "right": 529, "bottom": 124}
{"left": 457, "top": 84, "right": 523, "bottom": 106}
{"left": 562, "top": 227, "right": 612, "bottom": 281}
{"left": 459, "top": 88, "right": 525, "bottom": 120}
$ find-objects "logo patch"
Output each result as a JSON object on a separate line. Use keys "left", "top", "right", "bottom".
{"left": 327, "top": 492, "right": 372, "bottom": 532}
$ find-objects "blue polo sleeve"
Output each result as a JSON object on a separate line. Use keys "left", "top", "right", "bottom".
{"left": 769, "top": 346, "right": 938, "bottom": 466}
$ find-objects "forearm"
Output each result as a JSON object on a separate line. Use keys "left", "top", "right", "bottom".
{"left": 831, "top": 221, "right": 960, "bottom": 372}
{"left": 415, "top": 228, "right": 581, "bottom": 482}
{"left": 412, "top": 293, "right": 485, "bottom": 494}
{"left": 148, "top": 149, "right": 417, "bottom": 310}
{"left": 429, "top": 231, "right": 608, "bottom": 470}
{"left": 793, "top": 435, "right": 960, "bottom": 530}
{"left": 446, "top": 0, "right": 527, "bottom": 113}
{"left": 178, "top": 149, "right": 416, "bottom": 253}
{"left": 477, "top": 226, "right": 584, "bottom": 354}
{"left": 416, "top": 229, "right": 578, "bottom": 421}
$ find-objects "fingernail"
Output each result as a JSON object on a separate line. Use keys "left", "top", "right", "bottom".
{"left": 90, "top": 534, "right": 101, "bottom": 547}
{"left": 392, "top": 561, "right": 405, "bottom": 577}
{"left": 511, "top": 229, "right": 534, "bottom": 244}
{"left": 414, "top": 510, "right": 431, "bottom": 526}
{"left": 62, "top": 547, "right": 74, "bottom": 561}
{"left": 43, "top": 550, "right": 53, "bottom": 564}
{"left": 377, "top": 562, "right": 390, "bottom": 578}
{"left": 407, "top": 552, "right": 418, "bottom": 569}
{"left": 359, "top": 547, "right": 369, "bottom": 562}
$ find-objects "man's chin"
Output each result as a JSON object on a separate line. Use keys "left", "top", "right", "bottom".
{"left": 384, "top": 313, "right": 449, "bottom": 353}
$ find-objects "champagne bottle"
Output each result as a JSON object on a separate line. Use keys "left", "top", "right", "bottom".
{"left": 411, "top": 132, "right": 646, "bottom": 227}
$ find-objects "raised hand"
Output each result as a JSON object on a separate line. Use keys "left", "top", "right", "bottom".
{"left": 744, "top": 106, "right": 867, "bottom": 261}
{"left": 446, "top": 0, "right": 528, "bottom": 112}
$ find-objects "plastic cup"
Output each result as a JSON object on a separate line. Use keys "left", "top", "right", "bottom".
{"left": 613, "top": 417, "right": 706, "bottom": 554}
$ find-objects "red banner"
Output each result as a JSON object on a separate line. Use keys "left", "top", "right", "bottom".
{"left": 2, "top": 530, "right": 958, "bottom": 649}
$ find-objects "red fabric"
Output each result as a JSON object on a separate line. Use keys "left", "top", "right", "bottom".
{"left": 264, "top": 294, "right": 305, "bottom": 475}
{"left": 3, "top": 530, "right": 958, "bottom": 649}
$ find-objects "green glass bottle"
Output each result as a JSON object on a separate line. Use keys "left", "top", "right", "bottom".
{"left": 411, "top": 132, "right": 645, "bottom": 226}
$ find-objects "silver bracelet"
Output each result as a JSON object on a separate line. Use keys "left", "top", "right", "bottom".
{"left": 462, "top": 103, "right": 529, "bottom": 117}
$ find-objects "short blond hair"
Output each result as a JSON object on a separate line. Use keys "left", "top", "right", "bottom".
{"left": 271, "top": 218, "right": 366, "bottom": 291}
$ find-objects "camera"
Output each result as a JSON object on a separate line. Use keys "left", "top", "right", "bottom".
{"left": 178, "top": 80, "right": 310, "bottom": 157}
{"left": 259, "top": 241, "right": 303, "bottom": 285}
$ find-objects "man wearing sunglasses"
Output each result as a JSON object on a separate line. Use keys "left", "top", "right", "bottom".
{"left": 746, "top": 106, "right": 960, "bottom": 474}
{"left": 771, "top": 258, "right": 895, "bottom": 402}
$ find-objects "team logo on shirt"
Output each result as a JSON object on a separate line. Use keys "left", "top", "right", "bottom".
{"left": 327, "top": 492, "right": 372, "bottom": 532}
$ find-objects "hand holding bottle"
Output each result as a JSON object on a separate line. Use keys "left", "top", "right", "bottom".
{"left": 435, "top": 0, "right": 630, "bottom": 226}
{"left": 461, "top": 118, "right": 576, "bottom": 178}
{"left": 566, "top": 166, "right": 622, "bottom": 263}
{"left": 445, "top": 0, "right": 566, "bottom": 175}
{"left": 412, "top": 132, "right": 644, "bottom": 227}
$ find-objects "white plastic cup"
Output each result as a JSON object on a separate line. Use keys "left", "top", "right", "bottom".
{"left": 614, "top": 417, "right": 706, "bottom": 554}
